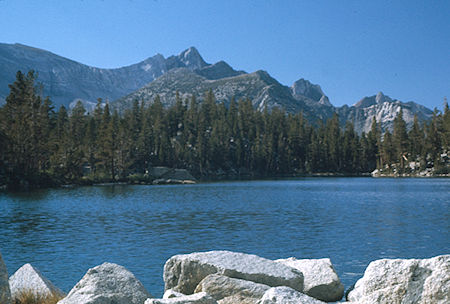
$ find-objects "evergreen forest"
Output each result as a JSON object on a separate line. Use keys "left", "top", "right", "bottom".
{"left": 0, "top": 71, "right": 449, "bottom": 189}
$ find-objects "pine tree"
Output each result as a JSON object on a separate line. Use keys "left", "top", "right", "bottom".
{"left": 50, "top": 105, "right": 69, "bottom": 179}
{"left": 325, "top": 114, "right": 341, "bottom": 172}
{"left": 136, "top": 105, "right": 153, "bottom": 173}
{"left": 408, "top": 115, "right": 424, "bottom": 164}
{"left": 66, "top": 101, "right": 87, "bottom": 180}
{"left": 381, "top": 130, "right": 395, "bottom": 172}
{"left": 97, "top": 103, "right": 111, "bottom": 177}
{"left": 367, "top": 117, "right": 380, "bottom": 170}
{"left": 443, "top": 100, "right": 450, "bottom": 151}
{"left": 424, "top": 110, "right": 441, "bottom": 168}
{"left": 392, "top": 109, "right": 409, "bottom": 172}
{"left": 2, "top": 70, "right": 53, "bottom": 184}
{"left": 342, "top": 121, "right": 357, "bottom": 172}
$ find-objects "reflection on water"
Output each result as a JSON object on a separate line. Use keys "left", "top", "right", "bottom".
{"left": 0, "top": 178, "right": 449, "bottom": 297}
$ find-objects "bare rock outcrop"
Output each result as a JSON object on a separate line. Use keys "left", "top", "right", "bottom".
{"left": 275, "top": 257, "right": 344, "bottom": 302}
{"left": 145, "top": 292, "right": 217, "bottom": 304}
{"left": 163, "top": 289, "right": 186, "bottom": 299}
{"left": 194, "top": 274, "right": 269, "bottom": 303}
{"left": 347, "top": 255, "right": 450, "bottom": 304}
{"left": 163, "top": 251, "right": 303, "bottom": 294}
{"left": 256, "top": 286, "right": 326, "bottom": 304}
{"left": 9, "top": 263, "right": 64, "bottom": 299}
{"left": 57, "top": 262, "right": 151, "bottom": 304}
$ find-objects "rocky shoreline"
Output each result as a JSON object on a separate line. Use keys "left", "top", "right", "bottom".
{"left": 3, "top": 163, "right": 450, "bottom": 192}
{"left": 1, "top": 250, "right": 449, "bottom": 304}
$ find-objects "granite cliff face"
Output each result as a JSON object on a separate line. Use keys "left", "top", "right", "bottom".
{"left": 115, "top": 69, "right": 302, "bottom": 111}
{"left": 0, "top": 43, "right": 433, "bottom": 133}
{"left": 337, "top": 92, "right": 433, "bottom": 133}
{"left": 113, "top": 68, "right": 334, "bottom": 123}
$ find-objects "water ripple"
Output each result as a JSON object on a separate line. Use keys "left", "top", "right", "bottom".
{"left": 0, "top": 178, "right": 448, "bottom": 297}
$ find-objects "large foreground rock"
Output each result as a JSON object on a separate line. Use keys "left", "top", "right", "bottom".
{"left": 347, "top": 255, "right": 450, "bottom": 304}
{"left": 145, "top": 292, "right": 217, "bottom": 304}
{"left": 256, "top": 286, "right": 326, "bottom": 304}
{"left": 0, "top": 251, "right": 11, "bottom": 304}
{"left": 9, "top": 263, "right": 64, "bottom": 298}
{"left": 164, "top": 251, "right": 303, "bottom": 294}
{"left": 195, "top": 274, "right": 269, "bottom": 302}
{"left": 276, "top": 257, "right": 344, "bottom": 302}
{"left": 57, "top": 262, "right": 151, "bottom": 304}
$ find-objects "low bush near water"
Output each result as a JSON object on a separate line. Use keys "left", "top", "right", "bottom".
{"left": 13, "top": 290, "right": 64, "bottom": 304}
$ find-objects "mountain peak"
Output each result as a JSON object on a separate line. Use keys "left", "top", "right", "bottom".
{"left": 178, "top": 46, "right": 207, "bottom": 69}
{"left": 375, "top": 91, "right": 392, "bottom": 104}
{"left": 291, "top": 78, "right": 329, "bottom": 106}
{"left": 253, "top": 70, "right": 279, "bottom": 84}
{"left": 354, "top": 92, "right": 393, "bottom": 108}
{"left": 180, "top": 46, "right": 200, "bottom": 56}
{"left": 195, "top": 60, "right": 245, "bottom": 80}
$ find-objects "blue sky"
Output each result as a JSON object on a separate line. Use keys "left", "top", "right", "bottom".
{"left": 0, "top": 0, "right": 448, "bottom": 109}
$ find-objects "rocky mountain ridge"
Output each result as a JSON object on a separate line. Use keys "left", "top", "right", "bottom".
{"left": 337, "top": 92, "right": 433, "bottom": 133}
{"left": 0, "top": 43, "right": 433, "bottom": 133}
{"left": 0, "top": 43, "right": 221, "bottom": 107}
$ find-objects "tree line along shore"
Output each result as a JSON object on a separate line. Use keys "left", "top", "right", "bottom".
{"left": 0, "top": 71, "right": 449, "bottom": 190}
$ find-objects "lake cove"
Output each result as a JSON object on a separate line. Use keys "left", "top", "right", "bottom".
{"left": 0, "top": 178, "right": 448, "bottom": 297}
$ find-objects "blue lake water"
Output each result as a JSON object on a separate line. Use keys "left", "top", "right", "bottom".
{"left": 0, "top": 178, "right": 449, "bottom": 297}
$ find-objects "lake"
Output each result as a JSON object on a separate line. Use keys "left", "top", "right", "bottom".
{"left": 0, "top": 178, "right": 449, "bottom": 297}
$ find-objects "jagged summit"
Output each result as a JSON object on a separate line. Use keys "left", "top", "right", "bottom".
{"left": 291, "top": 79, "right": 324, "bottom": 100}
{"left": 179, "top": 46, "right": 208, "bottom": 68}
{"left": 291, "top": 78, "right": 332, "bottom": 107}
{"left": 339, "top": 91, "right": 433, "bottom": 134}
{"left": 354, "top": 91, "right": 394, "bottom": 108}
{"left": 196, "top": 60, "right": 245, "bottom": 80}
{"left": 165, "top": 46, "right": 208, "bottom": 71}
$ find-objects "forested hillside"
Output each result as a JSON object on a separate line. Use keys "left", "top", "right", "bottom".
{"left": 0, "top": 71, "right": 448, "bottom": 189}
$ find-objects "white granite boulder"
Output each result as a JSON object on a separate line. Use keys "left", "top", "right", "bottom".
{"left": 164, "top": 251, "right": 303, "bottom": 294}
{"left": 145, "top": 292, "right": 217, "bottom": 304}
{"left": 347, "top": 255, "right": 450, "bottom": 304}
{"left": 0, "top": 251, "right": 11, "bottom": 304}
{"left": 276, "top": 257, "right": 344, "bottom": 302}
{"left": 194, "top": 274, "right": 270, "bottom": 302}
{"left": 9, "top": 263, "right": 64, "bottom": 298}
{"left": 218, "top": 294, "right": 259, "bottom": 304}
{"left": 163, "top": 289, "right": 185, "bottom": 299}
{"left": 57, "top": 262, "right": 151, "bottom": 304}
{"left": 256, "top": 286, "right": 326, "bottom": 304}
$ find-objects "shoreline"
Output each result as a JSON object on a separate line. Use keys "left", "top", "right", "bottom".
{"left": 1, "top": 171, "right": 449, "bottom": 192}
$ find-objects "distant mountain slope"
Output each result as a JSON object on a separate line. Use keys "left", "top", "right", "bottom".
{"left": 113, "top": 68, "right": 334, "bottom": 122}
{"left": 0, "top": 43, "right": 166, "bottom": 106}
{"left": 337, "top": 92, "right": 433, "bottom": 133}
{"left": 0, "top": 43, "right": 434, "bottom": 133}
{"left": 0, "top": 43, "right": 239, "bottom": 107}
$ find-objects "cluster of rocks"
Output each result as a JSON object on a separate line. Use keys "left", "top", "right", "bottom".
{"left": 1, "top": 250, "right": 449, "bottom": 304}
{"left": 149, "top": 167, "right": 197, "bottom": 185}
